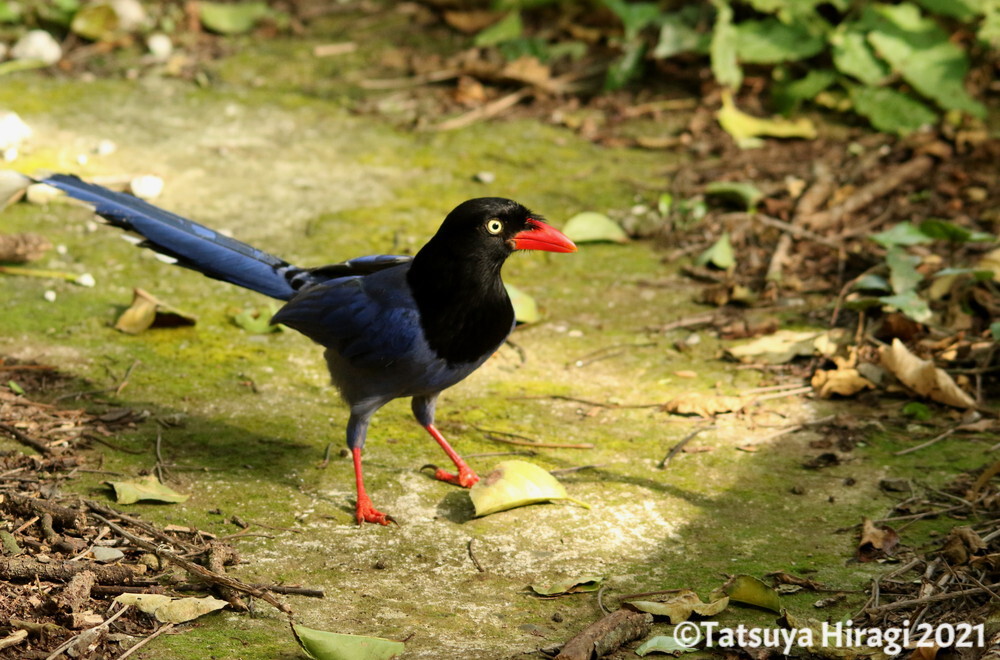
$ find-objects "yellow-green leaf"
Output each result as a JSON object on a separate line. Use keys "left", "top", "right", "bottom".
{"left": 293, "top": 625, "right": 404, "bottom": 660}
{"left": 469, "top": 460, "right": 588, "bottom": 517}
{"left": 717, "top": 90, "right": 816, "bottom": 148}
{"left": 628, "top": 590, "right": 728, "bottom": 623}
{"left": 505, "top": 283, "right": 539, "bottom": 324}
{"left": 716, "top": 575, "right": 781, "bottom": 613}
{"left": 562, "top": 212, "right": 629, "bottom": 244}
{"left": 108, "top": 474, "right": 189, "bottom": 504}
{"left": 530, "top": 576, "right": 604, "bottom": 596}
{"left": 115, "top": 594, "right": 227, "bottom": 623}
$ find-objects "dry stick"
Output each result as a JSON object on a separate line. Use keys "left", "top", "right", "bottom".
{"left": 0, "top": 421, "right": 54, "bottom": 455}
{"left": 436, "top": 87, "right": 533, "bottom": 131}
{"left": 555, "top": 609, "right": 653, "bottom": 660}
{"left": 53, "top": 360, "right": 141, "bottom": 402}
{"left": 895, "top": 427, "right": 958, "bottom": 457}
{"left": 84, "top": 500, "right": 200, "bottom": 554}
{"left": 114, "top": 622, "right": 175, "bottom": 660}
{"left": 805, "top": 155, "right": 935, "bottom": 231}
{"left": 87, "top": 512, "right": 293, "bottom": 616}
{"left": 467, "top": 539, "right": 485, "bottom": 573}
{"left": 659, "top": 424, "right": 715, "bottom": 469}
{"left": 474, "top": 426, "right": 595, "bottom": 449}
{"left": 43, "top": 604, "right": 130, "bottom": 660}
{"left": 864, "top": 582, "right": 1000, "bottom": 615}
{"left": 0, "top": 629, "right": 28, "bottom": 651}
{"left": 513, "top": 394, "right": 661, "bottom": 410}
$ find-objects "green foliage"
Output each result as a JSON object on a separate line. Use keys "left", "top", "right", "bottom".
{"left": 467, "top": 0, "right": 993, "bottom": 136}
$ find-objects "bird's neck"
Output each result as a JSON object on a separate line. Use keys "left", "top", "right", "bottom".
{"left": 408, "top": 244, "right": 514, "bottom": 366}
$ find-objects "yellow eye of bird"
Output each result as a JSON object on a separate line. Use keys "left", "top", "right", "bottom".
{"left": 486, "top": 219, "right": 503, "bottom": 234}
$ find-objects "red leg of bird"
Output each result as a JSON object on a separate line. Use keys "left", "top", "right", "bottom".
{"left": 352, "top": 448, "right": 394, "bottom": 525}
{"left": 424, "top": 424, "right": 479, "bottom": 487}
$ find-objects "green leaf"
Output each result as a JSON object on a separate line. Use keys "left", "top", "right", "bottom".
{"left": 108, "top": 475, "right": 189, "bottom": 504}
{"left": 696, "top": 232, "right": 735, "bottom": 270}
{"left": 853, "top": 274, "right": 891, "bottom": 292}
{"left": 7, "top": 380, "right": 24, "bottom": 395}
{"left": 636, "top": 636, "right": 699, "bottom": 656}
{"left": 474, "top": 11, "right": 523, "bottom": 47}
{"left": 831, "top": 26, "right": 890, "bottom": 85}
{"left": 772, "top": 69, "right": 838, "bottom": 114}
{"left": 886, "top": 246, "right": 923, "bottom": 294}
{"left": 710, "top": 1, "right": 742, "bottom": 90}
{"left": 918, "top": 218, "right": 994, "bottom": 243}
{"left": 293, "top": 625, "right": 405, "bottom": 660}
{"left": 849, "top": 86, "right": 937, "bottom": 135}
{"left": 735, "top": 18, "right": 824, "bottom": 63}
{"left": 505, "top": 283, "right": 540, "bottom": 324}
{"left": 865, "top": 3, "right": 985, "bottom": 117}
{"left": 603, "top": 0, "right": 661, "bottom": 41}
{"left": 652, "top": 11, "right": 708, "bottom": 59}
{"left": 70, "top": 2, "right": 119, "bottom": 40}
{"left": 913, "top": 0, "right": 980, "bottom": 21}
{"left": 605, "top": 40, "right": 646, "bottom": 91}
{"left": 0, "top": 2, "right": 23, "bottom": 22}
{"left": 199, "top": 1, "right": 270, "bottom": 35}
{"left": 870, "top": 221, "right": 934, "bottom": 248}
{"left": 529, "top": 576, "right": 604, "bottom": 596}
{"left": 628, "top": 590, "right": 729, "bottom": 623}
{"left": 705, "top": 181, "right": 763, "bottom": 210}
{"left": 979, "top": 10, "right": 1000, "bottom": 47}
{"left": 902, "top": 401, "right": 932, "bottom": 421}
{"left": 657, "top": 193, "right": 673, "bottom": 216}
{"left": 718, "top": 574, "right": 781, "bottom": 612}
{"left": 991, "top": 321, "right": 1000, "bottom": 341}
{"left": 878, "top": 289, "right": 932, "bottom": 323}
{"left": 233, "top": 305, "right": 282, "bottom": 334}
{"left": 562, "top": 212, "right": 629, "bottom": 244}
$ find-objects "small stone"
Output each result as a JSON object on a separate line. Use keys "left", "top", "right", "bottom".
{"left": 95, "top": 139, "right": 117, "bottom": 156}
{"left": 44, "top": 290, "right": 57, "bottom": 302}
{"left": 110, "top": 0, "right": 147, "bottom": 31}
{"left": 91, "top": 546, "right": 125, "bottom": 563}
{"left": 0, "top": 111, "right": 32, "bottom": 151}
{"left": 26, "top": 182, "right": 64, "bottom": 205}
{"left": 473, "top": 171, "right": 496, "bottom": 184}
{"left": 146, "top": 33, "right": 173, "bottom": 60}
{"left": 129, "top": 174, "right": 164, "bottom": 200}
{"left": 11, "top": 30, "right": 62, "bottom": 65}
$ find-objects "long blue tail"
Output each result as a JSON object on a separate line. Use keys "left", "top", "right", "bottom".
{"left": 44, "top": 174, "right": 303, "bottom": 300}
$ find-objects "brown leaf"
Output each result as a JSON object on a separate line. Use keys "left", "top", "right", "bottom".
{"left": 443, "top": 10, "right": 505, "bottom": 34}
{"left": 766, "top": 571, "right": 825, "bottom": 591}
{"left": 661, "top": 393, "right": 745, "bottom": 417}
{"left": 940, "top": 526, "right": 986, "bottom": 566}
{"left": 811, "top": 367, "right": 874, "bottom": 398}
{"left": 880, "top": 338, "right": 975, "bottom": 409}
{"left": 501, "top": 56, "right": 551, "bottom": 87}
{"left": 114, "top": 288, "right": 197, "bottom": 334}
{"left": 857, "top": 517, "right": 899, "bottom": 562}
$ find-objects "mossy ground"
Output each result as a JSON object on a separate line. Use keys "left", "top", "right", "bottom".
{"left": 0, "top": 18, "right": 990, "bottom": 660}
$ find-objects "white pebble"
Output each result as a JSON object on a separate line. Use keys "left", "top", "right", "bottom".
{"left": 11, "top": 30, "right": 62, "bottom": 65}
{"left": 129, "top": 174, "right": 164, "bottom": 199}
{"left": 110, "top": 0, "right": 147, "bottom": 30}
{"left": 146, "top": 33, "right": 173, "bottom": 60}
{"left": 0, "top": 111, "right": 32, "bottom": 150}
{"left": 474, "top": 171, "right": 496, "bottom": 184}
{"left": 26, "top": 182, "right": 64, "bottom": 205}
{"left": 95, "top": 139, "right": 117, "bottom": 156}
{"left": 44, "top": 290, "right": 57, "bottom": 302}
{"left": 76, "top": 273, "right": 96, "bottom": 287}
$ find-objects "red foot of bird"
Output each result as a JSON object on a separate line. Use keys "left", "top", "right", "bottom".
{"left": 431, "top": 465, "right": 480, "bottom": 488}
{"left": 355, "top": 494, "right": 395, "bottom": 526}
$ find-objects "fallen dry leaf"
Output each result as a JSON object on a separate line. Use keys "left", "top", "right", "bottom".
{"left": 627, "top": 590, "right": 729, "bottom": 623}
{"left": 661, "top": 393, "right": 745, "bottom": 417}
{"left": 857, "top": 517, "right": 899, "bottom": 562}
{"left": 811, "top": 367, "right": 875, "bottom": 398}
{"left": 115, "top": 288, "right": 197, "bottom": 334}
{"left": 880, "top": 339, "right": 975, "bottom": 409}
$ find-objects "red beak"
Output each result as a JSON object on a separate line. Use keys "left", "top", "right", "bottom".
{"left": 512, "top": 219, "right": 577, "bottom": 253}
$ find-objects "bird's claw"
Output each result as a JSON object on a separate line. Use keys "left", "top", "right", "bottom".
{"left": 355, "top": 495, "right": 396, "bottom": 526}
{"left": 431, "top": 465, "right": 480, "bottom": 488}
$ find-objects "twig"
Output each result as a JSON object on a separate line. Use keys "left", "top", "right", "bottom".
{"left": 894, "top": 427, "right": 957, "bottom": 456}
{"left": 468, "top": 539, "right": 485, "bottom": 573}
{"left": 87, "top": 512, "right": 293, "bottom": 616}
{"left": 863, "top": 582, "right": 1000, "bottom": 614}
{"left": 44, "top": 604, "right": 129, "bottom": 660}
{"left": 114, "top": 622, "right": 175, "bottom": 660}
{"left": 659, "top": 424, "right": 715, "bottom": 469}
{"left": 549, "top": 464, "right": 605, "bottom": 475}
{"left": 84, "top": 500, "right": 199, "bottom": 554}
{"left": 0, "top": 421, "right": 54, "bottom": 455}
{"left": 474, "top": 426, "right": 595, "bottom": 449}
{"left": 435, "top": 87, "right": 533, "bottom": 131}
{"left": 511, "top": 394, "right": 661, "bottom": 409}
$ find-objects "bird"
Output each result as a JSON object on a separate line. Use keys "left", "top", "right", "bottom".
{"left": 42, "top": 174, "right": 577, "bottom": 525}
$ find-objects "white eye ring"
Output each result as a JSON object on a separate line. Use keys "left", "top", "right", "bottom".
{"left": 486, "top": 219, "right": 503, "bottom": 235}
